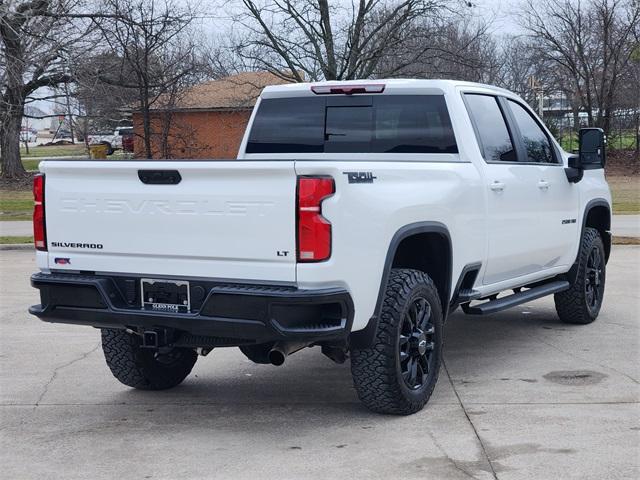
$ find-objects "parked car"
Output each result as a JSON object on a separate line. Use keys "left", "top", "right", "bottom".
{"left": 87, "top": 127, "right": 133, "bottom": 155}
{"left": 29, "top": 80, "right": 611, "bottom": 415}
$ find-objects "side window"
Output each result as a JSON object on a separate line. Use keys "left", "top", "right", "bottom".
{"left": 464, "top": 94, "right": 516, "bottom": 162}
{"left": 507, "top": 100, "right": 556, "bottom": 164}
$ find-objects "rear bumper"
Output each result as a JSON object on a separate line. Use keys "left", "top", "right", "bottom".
{"left": 29, "top": 272, "right": 354, "bottom": 346}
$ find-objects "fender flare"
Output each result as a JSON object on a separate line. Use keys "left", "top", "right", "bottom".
{"left": 566, "top": 198, "right": 611, "bottom": 284}
{"left": 349, "top": 221, "right": 452, "bottom": 349}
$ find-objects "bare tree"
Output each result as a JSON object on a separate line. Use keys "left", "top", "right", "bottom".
{"left": 230, "top": 0, "right": 475, "bottom": 82}
{"left": 518, "top": 0, "right": 640, "bottom": 136}
{"left": 0, "top": 0, "right": 92, "bottom": 178}
{"left": 85, "top": 0, "right": 203, "bottom": 158}
{"left": 73, "top": 53, "right": 140, "bottom": 132}
{"left": 619, "top": 40, "right": 639, "bottom": 160}
{"left": 497, "top": 38, "right": 542, "bottom": 102}
{"left": 381, "top": 17, "right": 500, "bottom": 82}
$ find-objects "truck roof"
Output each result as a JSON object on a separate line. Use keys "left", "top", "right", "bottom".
{"left": 261, "top": 78, "right": 517, "bottom": 99}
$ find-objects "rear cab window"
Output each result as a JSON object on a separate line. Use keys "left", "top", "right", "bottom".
{"left": 246, "top": 95, "right": 458, "bottom": 155}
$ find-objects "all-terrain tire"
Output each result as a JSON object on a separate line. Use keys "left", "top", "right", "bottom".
{"left": 554, "top": 227, "right": 606, "bottom": 324}
{"left": 350, "top": 269, "right": 444, "bottom": 415}
{"left": 239, "top": 343, "right": 275, "bottom": 364}
{"left": 101, "top": 329, "right": 197, "bottom": 390}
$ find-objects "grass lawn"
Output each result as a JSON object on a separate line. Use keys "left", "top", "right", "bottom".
{"left": 607, "top": 175, "right": 640, "bottom": 214}
{"left": 1, "top": 168, "right": 638, "bottom": 222}
{"left": 0, "top": 236, "right": 32, "bottom": 244}
{"left": 0, "top": 189, "right": 32, "bottom": 221}
{"left": 20, "top": 144, "right": 87, "bottom": 159}
{"left": 19, "top": 145, "right": 132, "bottom": 171}
{"left": 557, "top": 132, "right": 638, "bottom": 152}
{"left": 23, "top": 159, "right": 42, "bottom": 171}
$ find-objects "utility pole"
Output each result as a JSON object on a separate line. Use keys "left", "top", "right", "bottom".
{"left": 528, "top": 75, "right": 544, "bottom": 120}
{"left": 63, "top": 82, "right": 75, "bottom": 144}
{"left": 538, "top": 89, "right": 544, "bottom": 119}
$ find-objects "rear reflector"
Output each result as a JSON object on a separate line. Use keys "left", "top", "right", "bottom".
{"left": 311, "top": 84, "right": 385, "bottom": 95}
{"left": 297, "top": 176, "right": 335, "bottom": 262}
{"left": 33, "top": 174, "right": 46, "bottom": 251}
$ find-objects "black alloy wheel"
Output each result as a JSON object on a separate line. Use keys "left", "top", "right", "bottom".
{"left": 585, "top": 244, "right": 604, "bottom": 315}
{"left": 399, "top": 297, "right": 435, "bottom": 390}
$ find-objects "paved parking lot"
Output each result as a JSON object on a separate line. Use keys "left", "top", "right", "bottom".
{"left": 1, "top": 248, "right": 638, "bottom": 480}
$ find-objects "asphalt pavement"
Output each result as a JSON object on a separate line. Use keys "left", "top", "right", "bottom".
{"left": 0, "top": 247, "right": 638, "bottom": 479}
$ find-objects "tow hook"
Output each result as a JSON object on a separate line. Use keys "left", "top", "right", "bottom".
{"left": 134, "top": 329, "right": 170, "bottom": 350}
{"left": 143, "top": 331, "right": 160, "bottom": 348}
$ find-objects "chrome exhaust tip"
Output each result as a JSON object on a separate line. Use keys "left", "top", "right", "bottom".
{"left": 267, "top": 342, "right": 310, "bottom": 366}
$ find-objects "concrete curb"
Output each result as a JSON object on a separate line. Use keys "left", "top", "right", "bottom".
{"left": 0, "top": 244, "right": 33, "bottom": 251}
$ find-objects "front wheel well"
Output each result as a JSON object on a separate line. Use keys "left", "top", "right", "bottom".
{"left": 391, "top": 232, "right": 451, "bottom": 312}
{"left": 584, "top": 204, "right": 611, "bottom": 261}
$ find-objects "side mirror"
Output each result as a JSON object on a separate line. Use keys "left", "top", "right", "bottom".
{"left": 577, "top": 128, "right": 606, "bottom": 169}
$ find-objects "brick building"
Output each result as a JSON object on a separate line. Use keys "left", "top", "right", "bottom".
{"left": 132, "top": 71, "right": 290, "bottom": 159}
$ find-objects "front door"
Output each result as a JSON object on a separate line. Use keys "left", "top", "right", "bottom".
{"left": 505, "top": 99, "right": 580, "bottom": 270}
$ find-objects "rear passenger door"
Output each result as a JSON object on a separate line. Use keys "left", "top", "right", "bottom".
{"left": 464, "top": 93, "right": 551, "bottom": 286}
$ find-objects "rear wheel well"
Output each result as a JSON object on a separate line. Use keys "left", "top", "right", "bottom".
{"left": 585, "top": 205, "right": 611, "bottom": 261}
{"left": 391, "top": 232, "right": 451, "bottom": 312}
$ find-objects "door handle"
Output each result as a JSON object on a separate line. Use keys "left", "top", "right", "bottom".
{"left": 138, "top": 170, "right": 182, "bottom": 185}
{"left": 490, "top": 181, "right": 505, "bottom": 192}
{"left": 537, "top": 180, "right": 550, "bottom": 190}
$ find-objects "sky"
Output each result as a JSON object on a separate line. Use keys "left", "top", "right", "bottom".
{"left": 471, "top": 0, "right": 526, "bottom": 36}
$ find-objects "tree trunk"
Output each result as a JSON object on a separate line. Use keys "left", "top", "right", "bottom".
{"left": 0, "top": 109, "right": 26, "bottom": 179}
{"left": 64, "top": 83, "right": 75, "bottom": 144}
{"left": 140, "top": 90, "right": 153, "bottom": 159}
{"left": 160, "top": 110, "right": 172, "bottom": 159}
{"left": 635, "top": 112, "right": 639, "bottom": 167}
{"left": 143, "top": 109, "right": 153, "bottom": 159}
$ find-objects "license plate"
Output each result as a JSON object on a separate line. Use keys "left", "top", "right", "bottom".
{"left": 141, "top": 278, "right": 190, "bottom": 313}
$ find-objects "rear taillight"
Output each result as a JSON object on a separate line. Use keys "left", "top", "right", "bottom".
{"left": 297, "top": 176, "right": 335, "bottom": 262}
{"left": 33, "top": 174, "right": 46, "bottom": 251}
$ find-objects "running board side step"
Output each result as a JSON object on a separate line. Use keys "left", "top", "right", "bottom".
{"left": 462, "top": 280, "right": 570, "bottom": 315}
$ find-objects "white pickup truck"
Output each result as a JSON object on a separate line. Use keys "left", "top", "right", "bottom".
{"left": 86, "top": 127, "right": 134, "bottom": 154}
{"left": 29, "top": 80, "right": 611, "bottom": 415}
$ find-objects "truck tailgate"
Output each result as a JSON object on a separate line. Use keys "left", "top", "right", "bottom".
{"left": 41, "top": 161, "right": 297, "bottom": 283}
